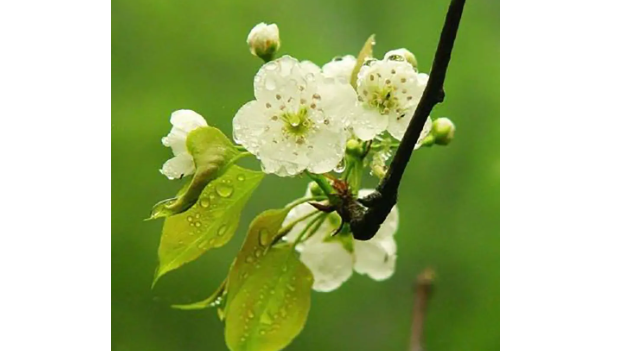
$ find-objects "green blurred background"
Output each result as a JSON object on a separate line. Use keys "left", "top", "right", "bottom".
{"left": 112, "top": 0, "right": 499, "bottom": 350}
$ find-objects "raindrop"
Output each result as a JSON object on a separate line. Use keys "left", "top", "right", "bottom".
{"left": 248, "top": 310, "right": 255, "bottom": 318}
{"left": 195, "top": 222, "right": 201, "bottom": 228}
{"left": 237, "top": 174, "right": 246, "bottom": 181}
{"left": 265, "top": 77, "right": 277, "bottom": 90}
{"left": 245, "top": 256, "right": 255, "bottom": 263}
{"left": 217, "top": 225, "right": 228, "bottom": 236}
{"left": 216, "top": 184, "right": 234, "bottom": 198}
{"left": 187, "top": 216, "right": 193, "bottom": 222}
{"left": 199, "top": 198, "right": 210, "bottom": 208}
{"left": 334, "top": 158, "right": 346, "bottom": 173}
{"left": 287, "top": 284, "right": 296, "bottom": 292}
{"left": 259, "top": 229, "right": 271, "bottom": 246}
{"left": 254, "top": 249, "right": 262, "bottom": 258}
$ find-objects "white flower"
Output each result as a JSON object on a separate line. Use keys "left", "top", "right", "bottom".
{"left": 232, "top": 55, "right": 359, "bottom": 176}
{"left": 352, "top": 59, "right": 432, "bottom": 142}
{"left": 283, "top": 189, "right": 399, "bottom": 292}
{"left": 322, "top": 55, "right": 357, "bottom": 84}
{"left": 160, "top": 110, "right": 208, "bottom": 180}
{"left": 247, "top": 22, "right": 280, "bottom": 59}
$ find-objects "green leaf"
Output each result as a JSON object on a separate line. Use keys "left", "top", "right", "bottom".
{"left": 224, "top": 209, "right": 314, "bottom": 351}
{"left": 171, "top": 278, "right": 227, "bottom": 311}
{"left": 149, "top": 126, "right": 243, "bottom": 220}
{"left": 152, "top": 165, "right": 264, "bottom": 286}
{"left": 350, "top": 34, "right": 376, "bottom": 89}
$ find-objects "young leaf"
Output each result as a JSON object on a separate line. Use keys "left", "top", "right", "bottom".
{"left": 149, "top": 126, "right": 242, "bottom": 220}
{"left": 153, "top": 165, "right": 264, "bottom": 286}
{"left": 171, "top": 278, "right": 227, "bottom": 311}
{"left": 350, "top": 34, "right": 376, "bottom": 89}
{"left": 224, "top": 208, "right": 314, "bottom": 351}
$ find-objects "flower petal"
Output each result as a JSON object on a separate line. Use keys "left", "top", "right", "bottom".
{"left": 300, "top": 240, "right": 354, "bottom": 292}
{"left": 353, "top": 237, "right": 397, "bottom": 281}
{"left": 160, "top": 153, "right": 195, "bottom": 180}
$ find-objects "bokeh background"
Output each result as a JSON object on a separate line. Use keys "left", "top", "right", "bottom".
{"left": 112, "top": 0, "right": 499, "bottom": 350}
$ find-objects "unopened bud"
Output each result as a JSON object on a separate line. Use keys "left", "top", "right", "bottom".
{"left": 345, "top": 139, "right": 362, "bottom": 157}
{"left": 247, "top": 22, "right": 280, "bottom": 62}
{"left": 308, "top": 181, "right": 324, "bottom": 197}
{"left": 432, "top": 117, "right": 456, "bottom": 145}
{"left": 384, "top": 48, "right": 417, "bottom": 69}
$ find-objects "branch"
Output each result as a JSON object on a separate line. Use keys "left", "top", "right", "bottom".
{"left": 349, "top": 0, "right": 466, "bottom": 240}
{"left": 409, "top": 268, "right": 436, "bottom": 351}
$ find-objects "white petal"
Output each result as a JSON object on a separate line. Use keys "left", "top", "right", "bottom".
{"left": 160, "top": 153, "right": 195, "bottom": 180}
{"left": 300, "top": 60, "right": 321, "bottom": 75}
{"left": 170, "top": 110, "right": 208, "bottom": 132}
{"left": 414, "top": 117, "right": 433, "bottom": 149}
{"left": 352, "top": 108, "right": 389, "bottom": 140}
{"left": 300, "top": 240, "right": 354, "bottom": 292}
{"left": 353, "top": 237, "right": 397, "bottom": 281}
{"left": 232, "top": 100, "right": 269, "bottom": 153}
{"left": 322, "top": 55, "right": 356, "bottom": 84}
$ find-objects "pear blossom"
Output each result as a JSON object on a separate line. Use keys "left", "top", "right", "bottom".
{"left": 322, "top": 55, "right": 356, "bottom": 83}
{"left": 247, "top": 22, "right": 280, "bottom": 59}
{"left": 283, "top": 189, "right": 399, "bottom": 292}
{"left": 233, "top": 55, "right": 359, "bottom": 176}
{"left": 160, "top": 110, "right": 208, "bottom": 179}
{"left": 352, "top": 58, "right": 432, "bottom": 142}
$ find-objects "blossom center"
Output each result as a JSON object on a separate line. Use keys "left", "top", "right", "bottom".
{"left": 281, "top": 106, "right": 313, "bottom": 142}
{"left": 362, "top": 85, "right": 399, "bottom": 115}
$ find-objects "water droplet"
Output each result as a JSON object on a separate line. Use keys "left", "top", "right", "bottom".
{"left": 217, "top": 225, "right": 228, "bottom": 236}
{"left": 194, "top": 222, "right": 201, "bottom": 228}
{"left": 287, "top": 284, "right": 296, "bottom": 292}
{"left": 237, "top": 174, "right": 246, "bottom": 181}
{"left": 265, "top": 61, "right": 278, "bottom": 71}
{"left": 265, "top": 77, "right": 277, "bottom": 90}
{"left": 187, "top": 216, "right": 193, "bottom": 222}
{"left": 254, "top": 249, "right": 262, "bottom": 258}
{"left": 248, "top": 310, "right": 255, "bottom": 318}
{"left": 216, "top": 184, "right": 234, "bottom": 198}
{"left": 334, "top": 158, "right": 346, "bottom": 173}
{"left": 199, "top": 198, "right": 210, "bottom": 208}
{"left": 260, "top": 330, "right": 266, "bottom": 336}
{"left": 195, "top": 213, "right": 200, "bottom": 219}
{"left": 246, "top": 256, "right": 255, "bottom": 263}
{"left": 259, "top": 228, "right": 271, "bottom": 246}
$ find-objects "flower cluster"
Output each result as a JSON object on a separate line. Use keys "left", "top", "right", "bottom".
{"left": 155, "top": 23, "right": 457, "bottom": 294}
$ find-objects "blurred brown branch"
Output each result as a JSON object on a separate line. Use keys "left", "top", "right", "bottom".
{"left": 410, "top": 268, "right": 436, "bottom": 351}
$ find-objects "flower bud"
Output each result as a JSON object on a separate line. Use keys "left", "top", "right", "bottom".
{"left": 345, "top": 139, "right": 363, "bottom": 158}
{"left": 308, "top": 181, "right": 324, "bottom": 197}
{"left": 384, "top": 48, "right": 418, "bottom": 69}
{"left": 432, "top": 117, "right": 456, "bottom": 145}
{"left": 247, "top": 22, "right": 280, "bottom": 61}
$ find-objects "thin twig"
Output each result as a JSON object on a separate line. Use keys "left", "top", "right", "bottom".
{"left": 410, "top": 268, "right": 436, "bottom": 351}
{"left": 349, "top": 0, "right": 467, "bottom": 240}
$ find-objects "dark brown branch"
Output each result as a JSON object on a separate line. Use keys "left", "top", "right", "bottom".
{"left": 410, "top": 268, "right": 436, "bottom": 351}
{"left": 350, "top": 0, "right": 466, "bottom": 240}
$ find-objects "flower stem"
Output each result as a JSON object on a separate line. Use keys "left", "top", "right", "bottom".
{"left": 305, "top": 172, "right": 335, "bottom": 198}
{"left": 291, "top": 213, "right": 327, "bottom": 250}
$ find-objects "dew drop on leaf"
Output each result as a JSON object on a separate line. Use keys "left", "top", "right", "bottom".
{"left": 216, "top": 184, "right": 234, "bottom": 198}
{"left": 217, "top": 225, "right": 228, "bottom": 236}
{"left": 199, "top": 198, "right": 210, "bottom": 208}
{"left": 237, "top": 174, "right": 246, "bottom": 181}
